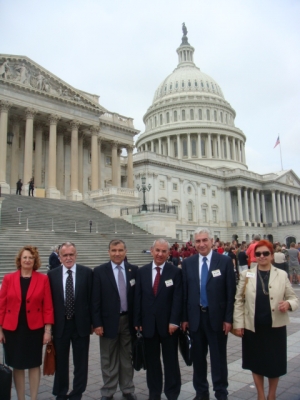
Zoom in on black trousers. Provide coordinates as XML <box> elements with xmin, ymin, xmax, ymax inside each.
<box><xmin>191</xmin><ymin>309</ymin><xmax>228</xmax><ymax>398</ymax></box>
<box><xmin>53</xmin><ymin>319</ymin><xmax>90</xmax><ymax>400</ymax></box>
<box><xmin>144</xmin><ymin>328</ymin><xmax>181</xmax><ymax>400</ymax></box>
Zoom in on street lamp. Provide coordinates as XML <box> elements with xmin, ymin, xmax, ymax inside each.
<box><xmin>7</xmin><ymin>131</ymin><xmax>14</xmax><ymax>145</ymax></box>
<box><xmin>136</xmin><ymin>175</ymin><xmax>152</xmax><ymax>211</ymax></box>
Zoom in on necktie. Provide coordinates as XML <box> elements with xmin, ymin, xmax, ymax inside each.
<box><xmin>200</xmin><ymin>257</ymin><xmax>208</xmax><ymax>307</ymax></box>
<box><xmin>117</xmin><ymin>265</ymin><xmax>127</xmax><ymax>312</ymax></box>
<box><xmin>153</xmin><ymin>267</ymin><xmax>161</xmax><ymax>296</ymax></box>
<box><xmin>65</xmin><ymin>270</ymin><xmax>75</xmax><ymax>318</ymax></box>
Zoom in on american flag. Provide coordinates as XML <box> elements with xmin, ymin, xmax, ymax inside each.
<box><xmin>274</xmin><ymin>136</ymin><xmax>280</xmax><ymax>148</ymax></box>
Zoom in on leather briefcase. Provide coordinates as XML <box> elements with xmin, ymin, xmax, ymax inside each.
<box><xmin>131</xmin><ymin>329</ymin><xmax>147</xmax><ymax>371</ymax></box>
<box><xmin>43</xmin><ymin>341</ymin><xmax>56</xmax><ymax>376</ymax></box>
<box><xmin>179</xmin><ymin>329</ymin><xmax>193</xmax><ymax>366</ymax></box>
<box><xmin>0</xmin><ymin>347</ymin><xmax>12</xmax><ymax>400</ymax></box>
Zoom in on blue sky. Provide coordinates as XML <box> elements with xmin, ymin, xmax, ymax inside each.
<box><xmin>1</xmin><ymin>0</ymin><xmax>299</xmax><ymax>175</ymax></box>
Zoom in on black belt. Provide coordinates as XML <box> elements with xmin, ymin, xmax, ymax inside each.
<box><xmin>200</xmin><ymin>306</ymin><xmax>208</xmax><ymax>312</ymax></box>
<box><xmin>120</xmin><ymin>311</ymin><xmax>128</xmax><ymax>316</ymax></box>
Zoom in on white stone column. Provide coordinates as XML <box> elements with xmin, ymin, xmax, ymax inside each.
<box><xmin>271</xmin><ymin>190</ymin><xmax>278</xmax><ymax>223</ymax></box>
<box><xmin>217</xmin><ymin>134</ymin><xmax>221</xmax><ymax>159</ymax></box>
<box><xmin>177</xmin><ymin>135</ymin><xmax>181</xmax><ymax>158</ymax></box>
<box><xmin>34</xmin><ymin>124</ymin><xmax>43</xmax><ymax>189</ymax></box>
<box><xmin>237</xmin><ymin>186</ymin><xmax>243</xmax><ymax>222</ymax></box>
<box><xmin>226</xmin><ymin>135</ymin><xmax>230</xmax><ymax>159</ymax></box>
<box><xmin>282</xmin><ymin>192</ymin><xmax>287</xmax><ymax>223</ymax></box>
<box><xmin>242</xmin><ymin>142</ymin><xmax>246</xmax><ymax>164</ymax></box>
<box><xmin>291</xmin><ymin>194</ymin><xmax>296</xmax><ymax>222</ymax></box>
<box><xmin>23</xmin><ymin>108</ymin><xmax>36</xmax><ymax>194</ymax></box>
<box><xmin>244</xmin><ymin>188</ymin><xmax>249</xmax><ymax>223</ymax></box>
<box><xmin>276</xmin><ymin>191</ymin><xmax>282</xmax><ymax>223</ymax></box>
<box><xmin>0</xmin><ymin>102</ymin><xmax>12</xmax><ymax>193</ymax></box>
<box><xmin>287</xmin><ymin>194</ymin><xmax>292</xmax><ymax>222</ymax></box>
<box><xmin>98</xmin><ymin>138</ymin><xmax>102</xmax><ymax>188</ymax></box>
<box><xmin>232</xmin><ymin>139</ymin><xmax>236</xmax><ymax>161</ymax></box>
<box><xmin>111</xmin><ymin>142</ymin><xmax>118</xmax><ymax>186</ymax></box>
<box><xmin>207</xmin><ymin>134</ymin><xmax>212</xmax><ymax>158</ymax></box>
<box><xmin>68</xmin><ymin>120</ymin><xmax>82</xmax><ymax>200</ymax></box>
<box><xmin>10</xmin><ymin>117</ymin><xmax>21</xmax><ymax>193</ymax></box>
<box><xmin>127</xmin><ymin>145</ymin><xmax>134</xmax><ymax>189</ymax></box>
<box><xmin>250</xmin><ymin>189</ymin><xmax>255</xmax><ymax>223</ymax></box>
<box><xmin>198</xmin><ymin>133</ymin><xmax>202</xmax><ymax>158</ymax></box>
<box><xmin>295</xmin><ymin>196</ymin><xmax>300</xmax><ymax>221</ymax></box>
<box><xmin>256</xmin><ymin>190</ymin><xmax>261</xmax><ymax>224</ymax></box>
<box><xmin>158</xmin><ymin>138</ymin><xmax>162</xmax><ymax>155</ymax></box>
<box><xmin>46</xmin><ymin>114</ymin><xmax>60</xmax><ymax>198</ymax></box>
<box><xmin>225</xmin><ymin>188</ymin><xmax>232</xmax><ymax>225</ymax></box>
<box><xmin>117</xmin><ymin>148</ymin><xmax>122</xmax><ymax>187</ymax></box>
<box><xmin>151</xmin><ymin>141</ymin><xmax>154</xmax><ymax>152</ymax></box>
<box><xmin>57</xmin><ymin>131</ymin><xmax>64</xmax><ymax>193</ymax></box>
<box><xmin>261</xmin><ymin>192</ymin><xmax>267</xmax><ymax>224</ymax></box>
<box><xmin>91</xmin><ymin>126</ymin><xmax>99</xmax><ymax>191</ymax></box>
<box><xmin>187</xmin><ymin>134</ymin><xmax>191</xmax><ymax>158</ymax></box>
<box><xmin>78</xmin><ymin>133</ymin><xmax>84</xmax><ymax>194</ymax></box>
<box><xmin>167</xmin><ymin>136</ymin><xmax>171</xmax><ymax>157</ymax></box>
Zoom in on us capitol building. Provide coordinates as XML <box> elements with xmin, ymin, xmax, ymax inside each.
<box><xmin>0</xmin><ymin>26</ymin><xmax>299</xmax><ymax>243</ymax></box>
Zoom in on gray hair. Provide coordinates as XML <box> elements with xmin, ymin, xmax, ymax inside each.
<box><xmin>151</xmin><ymin>238</ymin><xmax>170</xmax><ymax>250</ymax></box>
<box><xmin>59</xmin><ymin>242</ymin><xmax>77</xmax><ymax>253</ymax></box>
<box><xmin>50</xmin><ymin>245</ymin><xmax>60</xmax><ymax>252</ymax></box>
<box><xmin>193</xmin><ymin>227</ymin><xmax>213</xmax><ymax>240</ymax></box>
<box><xmin>108</xmin><ymin>239</ymin><xmax>127</xmax><ymax>249</ymax></box>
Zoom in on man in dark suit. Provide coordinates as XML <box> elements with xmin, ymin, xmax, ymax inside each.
<box><xmin>134</xmin><ymin>238</ymin><xmax>182</xmax><ymax>400</ymax></box>
<box><xmin>48</xmin><ymin>242</ymin><xmax>93</xmax><ymax>400</ymax></box>
<box><xmin>92</xmin><ymin>239</ymin><xmax>138</xmax><ymax>400</ymax></box>
<box><xmin>182</xmin><ymin>228</ymin><xmax>236</xmax><ymax>400</ymax></box>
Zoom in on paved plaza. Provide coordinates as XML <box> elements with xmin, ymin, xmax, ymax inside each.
<box><xmin>2</xmin><ymin>285</ymin><xmax>300</xmax><ymax>400</ymax></box>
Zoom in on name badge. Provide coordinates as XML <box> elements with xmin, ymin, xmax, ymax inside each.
<box><xmin>165</xmin><ymin>279</ymin><xmax>173</xmax><ymax>287</ymax></box>
<box><xmin>212</xmin><ymin>269</ymin><xmax>221</xmax><ymax>277</ymax></box>
<box><xmin>130</xmin><ymin>279</ymin><xmax>135</xmax><ymax>286</ymax></box>
<box><xmin>246</xmin><ymin>272</ymin><xmax>255</xmax><ymax>278</ymax></box>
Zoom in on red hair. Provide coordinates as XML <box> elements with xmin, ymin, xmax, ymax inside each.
<box><xmin>254</xmin><ymin>240</ymin><xmax>274</xmax><ymax>255</ymax></box>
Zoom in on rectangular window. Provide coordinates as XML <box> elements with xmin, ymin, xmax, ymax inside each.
<box><xmin>212</xmin><ymin>190</ymin><xmax>216</xmax><ymax>197</ymax></box>
<box><xmin>174</xmin><ymin>141</ymin><xmax>178</xmax><ymax>157</ymax></box>
<box><xmin>220</xmin><ymin>112</ymin><xmax>223</xmax><ymax>123</ymax></box>
<box><xmin>160</xmin><ymin>114</ymin><xmax>163</xmax><ymax>125</ymax></box>
<box><xmin>106</xmin><ymin>156</ymin><xmax>112</xmax><ymax>165</ymax></box>
<box><xmin>159</xmin><ymin>180</ymin><xmax>165</xmax><ymax>189</ymax></box>
<box><xmin>191</xmin><ymin>138</ymin><xmax>197</xmax><ymax>156</ymax></box>
<box><xmin>174</xmin><ymin>110</ymin><xmax>178</xmax><ymax>122</ymax></box>
<box><xmin>212</xmin><ymin>210</ymin><xmax>217</xmax><ymax>223</ymax></box>
<box><xmin>201</xmin><ymin>138</ymin><xmax>206</xmax><ymax>156</ymax></box>
<box><xmin>166</xmin><ymin>112</ymin><xmax>170</xmax><ymax>123</ymax></box>
<box><xmin>202</xmin><ymin>208</ymin><xmax>207</xmax><ymax>222</ymax></box>
<box><xmin>207</xmin><ymin>109</ymin><xmax>210</xmax><ymax>120</ymax></box>
<box><xmin>155</xmin><ymin>116</ymin><xmax>157</xmax><ymax>127</ymax></box>
<box><xmin>202</xmin><ymin>188</ymin><xmax>206</xmax><ymax>195</ymax></box>
<box><xmin>214</xmin><ymin>110</ymin><xmax>217</xmax><ymax>121</ymax></box>
<box><xmin>182</xmin><ymin>110</ymin><xmax>186</xmax><ymax>121</ymax></box>
<box><xmin>199</xmin><ymin>109</ymin><xmax>202</xmax><ymax>120</ymax></box>
<box><xmin>173</xmin><ymin>183</ymin><xmax>178</xmax><ymax>190</ymax></box>
<box><xmin>190</xmin><ymin>109</ymin><xmax>194</xmax><ymax>120</ymax></box>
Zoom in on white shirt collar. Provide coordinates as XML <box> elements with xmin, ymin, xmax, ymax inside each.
<box><xmin>63</xmin><ymin>264</ymin><xmax>76</xmax><ymax>274</ymax></box>
<box><xmin>199</xmin><ymin>250</ymin><xmax>213</xmax><ymax>263</ymax></box>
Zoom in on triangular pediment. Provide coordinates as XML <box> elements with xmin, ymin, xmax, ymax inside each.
<box><xmin>265</xmin><ymin>170</ymin><xmax>300</xmax><ymax>188</ymax></box>
<box><xmin>0</xmin><ymin>54</ymin><xmax>106</xmax><ymax>113</ymax></box>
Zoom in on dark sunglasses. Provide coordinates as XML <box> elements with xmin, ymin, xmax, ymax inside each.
<box><xmin>255</xmin><ymin>251</ymin><xmax>271</xmax><ymax>257</ymax></box>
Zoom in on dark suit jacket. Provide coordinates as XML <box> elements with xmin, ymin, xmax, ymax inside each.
<box><xmin>182</xmin><ymin>252</ymin><xmax>236</xmax><ymax>332</ymax></box>
<box><xmin>92</xmin><ymin>261</ymin><xmax>138</xmax><ymax>339</ymax></box>
<box><xmin>48</xmin><ymin>264</ymin><xmax>93</xmax><ymax>338</ymax></box>
<box><xmin>134</xmin><ymin>262</ymin><xmax>182</xmax><ymax>338</ymax></box>
<box><xmin>0</xmin><ymin>270</ymin><xmax>54</xmax><ymax>330</ymax></box>
<box><xmin>49</xmin><ymin>252</ymin><xmax>61</xmax><ymax>270</ymax></box>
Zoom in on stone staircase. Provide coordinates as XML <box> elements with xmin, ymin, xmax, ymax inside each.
<box><xmin>0</xmin><ymin>195</ymin><xmax>177</xmax><ymax>283</ymax></box>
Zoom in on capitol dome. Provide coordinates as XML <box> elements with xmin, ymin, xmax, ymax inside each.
<box><xmin>136</xmin><ymin>27</ymin><xmax>247</xmax><ymax>170</ymax></box>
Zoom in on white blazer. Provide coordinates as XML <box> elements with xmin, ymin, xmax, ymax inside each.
<box><xmin>233</xmin><ymin>265</ymin><xmax>299</xmax><ymax>332</ymax></box>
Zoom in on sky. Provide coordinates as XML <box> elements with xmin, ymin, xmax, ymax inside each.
<box><xmin>1</xmin><ymin>0</ymin><xmax>300</xmax><ymax>176</ymax></box>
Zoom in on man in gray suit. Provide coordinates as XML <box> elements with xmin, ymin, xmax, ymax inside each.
<box><xmin>92</xmin><ymin>239</ymin><xmax>138</xmax><ymax>400</ymax></box>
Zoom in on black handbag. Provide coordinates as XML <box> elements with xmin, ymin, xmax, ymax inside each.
<box><xmin>178</xmin><ymin>329</ymin><xmax>193</xmax><ymax>366</ymax></box>
<box><xmin>0</xmin><ymin>346</ymin><xmax>12</xmax><ymax>400</ymax></box>
<box><xmin>131</xmin><ymin>329</ymin><xmax>147</xmax><ymax>371</ymax></box>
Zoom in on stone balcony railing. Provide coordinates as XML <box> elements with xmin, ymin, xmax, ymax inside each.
<box><xmin>85</xmin><ymin>187</ymin><xmax>138</xmax><ymax>199</ymax></box>
<box><xmin>101</xmin><ymin>112</ymin><xmax>134</xmax><ymax>128</ymax></box>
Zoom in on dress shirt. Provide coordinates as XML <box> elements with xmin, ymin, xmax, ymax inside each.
<box><xmin>198</xmin><ymin>251</ymin><xmax>213</xmax><ymax>284</ymax></box>
<box><xmin>152</xmin><ymin>261</ymin><xmax>165</xmax><ymax>285</ymax></box>
<box><xmin>111</xmin><ymin>261</ymin><xmax>127</xmax><ymax>290</ymax></box>
<box><xmin>62</xmin><ymin>264</ymin><xmax>76</xmax><ymax>300</ymax></box>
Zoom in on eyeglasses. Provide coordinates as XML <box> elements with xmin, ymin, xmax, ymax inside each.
<box><xmin>255</xmin><ymin>251</ymin><xmax>271</xmax><ymax>257</ymax></box>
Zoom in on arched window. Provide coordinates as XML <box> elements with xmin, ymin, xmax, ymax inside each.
<box><xmin>190</xmin><ymin>109</ymin><xmax>194</xmax><ymax>120</ymax></box>
<box><xmin>199</xmin><ymin>109</ymin><xmax>202</xmax><ymax>120</ymax></box>
<box><xmin>188</xmin><ymin>201</ymin><xmax>193</xmax><ymax>221</ymax></box>
<box><xmin>201</xmin><ymin>138</ymin><xmax>206</xmax><ymax>156</ymax></box>
<box><xmin>174</xmin><ymin>110</ymin><xmax>178</xmax><ymax>122</ymax></box>
<box><xmin>191</xmin><ymin>138</ymin><xmax>197</xmax><ymax>156</ymax></box>
<box><xmin>174</xmin><ymin>141</ymin><xmax>178</xmax><ymax>157</ymax></box>
<box><xmin>182</xmin><ymin>138</ymin><xmax>187</xmax><ymax>157</ymax></box>
<box><xmin>220</xmin><ymin>112</ymin><xmax>223</xmax><ymax>122</ymax></box>
<box><xmin>154</xmin><ymin>116</ymin><xmax>157</xmax><ymax>127</ymax></box>
<box><xmin>182</xmin><ymin>110</ymin><xmax>186</xmax><ymax>121</ymax></box>
<box><xmin>214</xmin><ymin>110</ymin><xmax>217</xmax><ymax>121</ymax></box>
<box><xmin>207</xmin><ymin>109</ymin><xmax>210</xmax><ymax>120</ymax></box>
<box><xmin>160</xmin><ymin>114</ymin><xmax>163</xmax><ymax>125</ymax></box>
<box><xmin>166</xmin><ymin>112</ymin><xmax>170</xmax><ymax>123</ymax></box>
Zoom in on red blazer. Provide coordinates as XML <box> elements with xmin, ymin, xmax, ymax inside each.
<box><xmin>0</xmin><ymin>270</ymin><xmax>54</xmax><ymax>331</ymax></box>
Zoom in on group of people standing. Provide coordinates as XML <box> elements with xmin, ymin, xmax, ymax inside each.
<box><xmin>15</xmin><ymin>177</ymin><xmax>34</xmax><ymax>196</ymax></box>
<box><xmin>0</xmin><ymin>228</ymin><xmax>299</xmax><ymax>400</ymax></box>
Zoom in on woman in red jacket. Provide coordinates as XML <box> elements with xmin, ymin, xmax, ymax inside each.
<box><xmin>0</xmin><ymin>245</ymin><xmax>54</xmax><ymax>400</ymax></box>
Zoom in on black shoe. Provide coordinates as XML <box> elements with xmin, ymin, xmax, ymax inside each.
<box><xmin>101</xmin><ymin>397</ymin><xmax>113</xmax><ymax>400</ymax></box>
<box><xmin>193</xmin><ymin>393</ymin><xmax>210</xmax><ymax>400</ymax></box>
<box><xmin>215</xmin><ymin>397</ymin><xmax>228</xmax><ymax>400</ymax></box>
<box><xmin>123</xmin><ymin>394</ymin><xmax>137</xmax><ymax>400</ymax></box>
<box><xmin>149</xmin><ymin>396</ymin><xmax>161</xmax><ymax>400</ymax></box>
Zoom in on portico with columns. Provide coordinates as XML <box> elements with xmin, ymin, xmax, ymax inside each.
<box><xmin>0</xmin><ymin>55</ymin><xmax>138</xmax><ymax>204</ymax></box>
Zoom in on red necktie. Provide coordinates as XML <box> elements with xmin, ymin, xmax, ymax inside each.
<box><xmin>153</xmin><ymin>267</ymin><xmax>161</xmax><ymax>296</ymax></box>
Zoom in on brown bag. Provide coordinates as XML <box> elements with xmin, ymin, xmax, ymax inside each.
<box><xmin>43</xmin><ymin>341</ymin><xmax>56</xmax><ymax>376</ymax></box>
<box><xmin>230</xmin><ymin>277</ymin><xmax>249</xmax><ymax>337</ymax></box>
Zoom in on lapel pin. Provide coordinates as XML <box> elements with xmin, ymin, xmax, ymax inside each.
<box><xmin>129</xmin><ymin>269</ymin><xmax>131</xmax><ymax>271</ymax></box>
